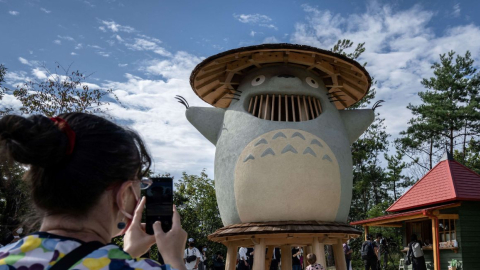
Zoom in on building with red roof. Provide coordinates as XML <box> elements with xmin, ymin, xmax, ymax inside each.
<box><xmin>351</xmin><ymin>153</ymin><xmax>480</xmax><ymax>270</ymax></box>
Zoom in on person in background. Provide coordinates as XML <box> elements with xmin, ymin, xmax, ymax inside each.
<box><xmin>0</xmin><ymin>113</ymin><xmax>187</xmax><ymax>270</ymax></box>
<box><xmin>203</xmin><ymin>246</ymin><xmax>208</xmax><ymax>270</ymax></box>
<box><xmin>362</xmin><ymin>234</ymin><xmax>378</xmax><ymax>270</ymax></box>
<box><xmin>247</xmin><ymin>247</ymin><xmax>254</xmax><ymax>270</ymax></box>
<box><xmin>214</xmin><ymin>252</ymin><xmax>225</xmax><ymax>270</ymax></box>
<box><xmin>305</xmin><ymin>253</ymin><xmax>325</xmax><ymax>270</ymax></box>
<box><xmin>374</xmin><ymin>233</ymin><xmax>382</xmax><ymax>269</ymax></box>
<box><xmin>184</xmin><ymin>238</ymin><xmax>202</xmax><ymax>270</ymax></box>
<box><xmin>238</xmin><ymin>247</ymin><xmax>249</xmax><ymax>270</ymax></box>
<box><xmin>270</xmin><ymin>247</ymin><xmax>281</xmax><ymax>270</ymax></box>
<box><xmin>343</xmin><ymin>240</ymin><xmax>353</xmax><ymax>270</ymax></box>
<box><xmin>407</xmin><ymin>234</ymin><xmax>427</xmax><ymax>270</ymax></box>
<box><xmin>292</xmin><ymin>247</ymin><xmax>302</xmax><ymax>270</ymax></box>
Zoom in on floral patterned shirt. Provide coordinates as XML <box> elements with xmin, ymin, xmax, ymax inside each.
<box><xmin>0</xmin><ymin>232</ymin><xmax>171</xmax><ymax>270</ymax></box>
<box><xmin>306</xmin><ymin>263</ymin><xmax>325</xmax><ymax>270</ymax></box>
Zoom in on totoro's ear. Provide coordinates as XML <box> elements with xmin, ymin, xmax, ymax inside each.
<box><xmin>186</xmin><ymin>107</ymin><xmax>226</xmax><ymax>145</ymax></box>
<box><xmin>339</xmin><ymin>109</ymin><xmax>375</xmax><ymax>144</ymax></box>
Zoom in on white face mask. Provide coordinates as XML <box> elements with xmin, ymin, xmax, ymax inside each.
<box><xmin>16</xmin><ymin>228</ymin><xmax>23</xmax><ymax>234</ymax></box>
<box><xmin>203</xmin><ymin>248</ymin><xmax>207</xmax><ymax>252</ymax></box>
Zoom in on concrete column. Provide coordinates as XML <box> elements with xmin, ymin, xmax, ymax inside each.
<box><xmin>280</xmin><ymin>245</ymin><xmax>292</xmax><ymax>270</ymax></box>
<box><xmin>226</xmin><ymin>243</ymin><xmax>237</xmax><ymax>270</ymax></box>
<box><xmin>253</xmin><ymin>239</ymin><xmax>266</xmax><ymax>270</ymax></box>
<box><xmin>333</xmin><ymin>241</ymin><xmax>347</xmax><ymax>270</ymax></box>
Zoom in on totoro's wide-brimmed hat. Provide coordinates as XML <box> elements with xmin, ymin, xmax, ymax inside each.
<box><xmin>190</xmin><ymin>43</ymin><xmax>371</xmax><ymax>110</ymax></box>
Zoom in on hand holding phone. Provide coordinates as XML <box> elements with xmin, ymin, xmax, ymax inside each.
<box><xmin>145</xmin><ymin>177</ymin><xmax>173</xmax><ymax>234</ymax></box>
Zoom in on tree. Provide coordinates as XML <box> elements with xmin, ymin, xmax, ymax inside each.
<box><xmin>174</xmin><ymin>171</ymin><xmax>226</xmax><ymax>267</ymax></box>
<box><xmin>398</xmin><ymin>51</ymin><xmax>480</xmax><ymax>173</ymax></box>
<box><xmin>12</xmin><ymin>63</ymin><xmax>118</xmax><ymax>117</ymax></box>
<box><xmin>332</xmin><ymin>40</ymin><xmax>403</xmax><ymax>269</ymax></box>
<box><xmin>384</xmin><ymin>151</ymin><xmax>413</xmax><ymax>201</ymax></box>
<box><xmin>0</xmin><ymin>65</ymin><xmax>13</xmax><ymax>115</ymax></box>
<box><xmin>1</xmin><ymin>63</ymin><xmax>120</xmax><ymax>239</ymax></box>
<box><xmin>0</xmin><ymin>65</ymin><xmax>30</xmax><ymax>242</ymax></box>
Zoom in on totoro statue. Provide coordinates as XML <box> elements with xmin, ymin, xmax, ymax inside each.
<box><xmin>181</xmin><ymin>44</ymin><xmax>378</xmax><ymax>226</ymax></box>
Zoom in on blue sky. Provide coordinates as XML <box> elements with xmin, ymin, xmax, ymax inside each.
<box><xmin>1</xmin><ymin>0</ymin><xmax>480</xmax><ymax>179</ymax></box>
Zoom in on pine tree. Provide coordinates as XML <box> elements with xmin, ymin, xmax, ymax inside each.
<box><xmin>398</xmin><ymin>50</ymin><xmax>480</xmax><ymax>174</ymax></box>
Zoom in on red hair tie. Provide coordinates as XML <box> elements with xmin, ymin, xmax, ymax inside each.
<box><xmin>50</xmin><ymin>117</ymin><xmax>76</xmax><ymax>155</ymax></box>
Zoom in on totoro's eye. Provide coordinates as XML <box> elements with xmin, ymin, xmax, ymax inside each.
<box><xmin>252</xmin><ymin>75</ymin><xmax>265</xmax><ymax>86</ymax></box>
<box><xmin>306</xmin><ymin>77</ymin><xmax>319</xmax><ymax>88</ymax></box>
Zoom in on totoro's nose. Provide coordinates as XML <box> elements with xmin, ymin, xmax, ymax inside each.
<box><xmin>270</xmin><ymin>74</ymin><xmax>302</xmax><ymax>88</ymax></box>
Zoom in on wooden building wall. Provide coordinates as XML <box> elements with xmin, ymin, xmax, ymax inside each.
<box><xmin>458</xmin><ymin>201</ymin><xmax>480</xmax><ymax>269</ymax></box>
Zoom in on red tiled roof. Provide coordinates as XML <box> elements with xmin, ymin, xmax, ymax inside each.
<box><xmin>350</xmin><ymin>203</ymin><xmax>459</xmax><ymax>226</ymax></box>
<box><xmin>387</xmin><ymin>159</ymin><xmax>480</xmax><ymax>212</ymax></box>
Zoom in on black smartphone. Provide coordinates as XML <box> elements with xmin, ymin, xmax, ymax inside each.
<box><xmin>145</xmin><ymin>177</ymin><xmax>173</xmax><ymax>235</ymax></box>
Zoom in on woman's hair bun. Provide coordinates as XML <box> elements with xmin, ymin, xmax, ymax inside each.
<box><xmin>0</xmin><ymin>115</ymin><xmax>69</xmax><ymax>167</ymax></box>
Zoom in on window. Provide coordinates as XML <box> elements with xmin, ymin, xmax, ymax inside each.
<box><xmin>406</xmin><ymin>220</ymin><xmax>432</xmax><ymax>245</ymax></box>
<box><xmin>439</xmin><ymin>219</ymin><xmax>456</xmax><ymax>241</ymax></box>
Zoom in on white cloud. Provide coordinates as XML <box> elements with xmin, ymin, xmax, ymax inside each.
<box><xmin>75</xmin><ymin>43</ymin><xmax>83</xmax><ymax>49</ymax></box>
<box><xmin>290</xmin><ymin>2</ymin><xmax>480</xmax><ymax>140</ymax></box>
<box><xmin>31</xmin><ymin>68</ymin><xmax>47</xmax><ymax>80</ymax></box>
<box><xmin>250</xmin><ymin>31</ymin><xmax>256</xmax><ymax>37</ymax></box>
<box><xmin>233</xmin><ymin>13</ymin><xmax>278</xmax><ymax>30</ymax></box>
<box><xmin>452</xmin><ymin>3</ymin><xmax>461</xmax><ymax>17</ymax></box>
<box><xmin>234</xmin><ymin>13</ymin><xmax>272</xmax><ymax>24</ymax></box>
<box><xmin>88</xmin><ymin>44</ymin><xmax>104</xmax><ymax>50</ymax></box>
<box><xmin>84</xmin><ymin>1</ymin><xmax>95</xmax><ymax>7</ymax></box>
<box><xmin>99</xmin><ymin>20</ymin><xmax>135</xmax><ymax>33</ymax></box>
<box><xmin>9</xmin><ymin>11</ymin><xmax>19</xmax><ymax>15</ymax></box>
<box><xmin>118</xmin><ymin>63</ymin><xmax>128</xmax><ymax>67</ymax></box>
<box><xmin>58</xmin><ymin>35</ymin><xmax>75</xmax><ymax>42</ymax></box>
<box><xmin>18</xmin><ymin>57</ymin><xmax>30</xmax><ymax>66</ymax></box>
<box><xmin>97</xmin><ymin>51</ymin><xmax>110</xmax><ymax>57</ymax></box>
<box><xmin>125</xmin><ymin>38</ymin><xmax>172</xmax><ymax>57</ymax></box>
<box><xmin>100</xmin><ymin>60</ymin><xmax>215</xmax><ymax>177</ymax></box>
<box><xmin>71</xmin><ymin>52</ymin><xmax>77</xmax><ymax>55</ymax></box>
<box><xmin>40</xmin><ymin>8</ymin><xmax>51</xmax><ymax>14</ymax></box>
<box><xmin>140</xmin><ymin>51</ymin><xmax>202</xmax><ymax>79</ymax></box>
<box><xmin>115</xmin><ymin>35</ymin><xmax>124</xmax><ymax>42</ymax></box>
<box><xmin>17</xmin><ymin>57</ymin><xmax>40</xmax><ymax>67</ymax></box>
<box><xmin>259</xmin><ymin>24</ymin><xmax>278</xmax><ymax>30</ymax></box>
<box><xmin>53</xmin><ymin>40</ymin><xmax>61</xmax><ymax>45</ymax></box>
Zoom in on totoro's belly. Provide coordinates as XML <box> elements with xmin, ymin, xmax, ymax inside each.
<box><xmin>234</xmin><ymin>129</ymin><xmax>341</xmax><ymax>222</ymax></box>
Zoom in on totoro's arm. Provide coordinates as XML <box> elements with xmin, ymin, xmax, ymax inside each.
<box><xmin>339</xmin><ymin>109</ymin><xmax>375</xmax><ymax>144</ymax></box>
<box><xmin>186</xmin><ymin>107</ymin><xmax>226</xmax><ymax>145</ymax></box>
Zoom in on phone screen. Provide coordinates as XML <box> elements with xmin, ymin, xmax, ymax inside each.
<box><xmin>145</xmin><ymin>177</ymin><xmax>173</xmax><ymax>234</ymax></box>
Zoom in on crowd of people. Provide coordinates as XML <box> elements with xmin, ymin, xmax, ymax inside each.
<box><xmin>361</xmin><ymin>233</ymin><xmax>427</xmax><ymax>270</ymax></box>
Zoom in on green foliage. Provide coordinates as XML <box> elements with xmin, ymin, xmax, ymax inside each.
<box><xmin>384</xmin><ymin>151</ymin><xmax>414</xmax><ymax>201</ymax></box>
<box><xmin>0</xmin><ymin>63</ymin><xmax>122</xmax><ymax>239</ymax></box>
<box><xmin>398</xmin><ymin>50</ymin><xmax>480</xmax><ymax>174</ymax></box>
<box><xmin>331</xmin><ymin>39</ymin><xmax>366</xmax><ymax>65</ymax></box>
<box><xmin>0</xmin><ymin>65</ymin><xmax>13</xmax><ymax>116</ymax></box>
<box><xmin>174</xmin><ymin>171</ymin><xmax>226</xmax><ymax>267</ymax></box>
<box><xmin>454</xmin><ymin>138</ymin><xmax>480</xmax><ymax>174</ymax></box>
<box><xmin>12</xmin><ymin>63</ymin><xmax>119</xmax><ymax>117</ymax></box>
<box><xmin>0</xmin><ymin>160</ymin><xmax>29</xmax><ymax>241</ymax></box>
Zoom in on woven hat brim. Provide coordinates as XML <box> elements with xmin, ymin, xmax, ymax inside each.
<box><xmin>190</xmin><ymin>43</ymin><xmax>371</xmax><ymax>109</ymax></box>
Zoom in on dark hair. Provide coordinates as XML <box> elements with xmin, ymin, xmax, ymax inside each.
<box><xmin>306</xmin><ymin>253</ymin><xmax>316</xmax><ymax>265</ymax></box>
<box><xmin>0</xmin><ymin>113</ymin><xmax>151</xmax><ymax>216</ymax></box>
<box><xmin>411</xmin><ymin>234</ymin><xmax>418</xmax><ymax>242</ymax></box>
<box><xmin>376</xmin><ymin>233</ymin><xmax>382</xmax><ymax>238</ymax></box>
<box><xmin>366</xmin><ymin>234</ymin><xmax>373</xmax><ymax>240</ymax></box>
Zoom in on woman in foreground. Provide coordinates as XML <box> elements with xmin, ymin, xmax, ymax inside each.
<box><xmin>0</xmin><ymin>113</ymin><xmax>187</xmax><ymax>270</ymax></box>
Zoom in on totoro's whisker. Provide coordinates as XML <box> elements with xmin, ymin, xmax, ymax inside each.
<box><xmin>174</xmin><ymin>95</ymin><xmax>189</xmax><ymax>109</ymax></box>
